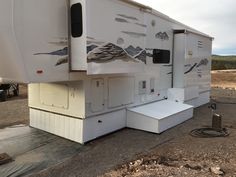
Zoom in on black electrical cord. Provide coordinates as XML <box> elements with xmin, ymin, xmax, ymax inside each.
<box><xmin>190</xmin><ymin>128</ymin><xmax>229</xmax><ymax>138</ymax></box>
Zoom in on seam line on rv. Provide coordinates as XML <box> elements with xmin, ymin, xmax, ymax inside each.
<box><xmin>30</xmin><ymin>108</ymin><xmax>85</xmax><ymax>119</ymax></box>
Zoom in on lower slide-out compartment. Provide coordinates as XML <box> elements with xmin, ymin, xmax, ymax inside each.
<box><xmin>30</xmin><ymin>109</ymin><xmax>126</xmax><ymax>144</ymax></box>
<box><xmin>127</xmin><ymin>100</ymin><xmax>194</xmax><ymax>133</ymax></box>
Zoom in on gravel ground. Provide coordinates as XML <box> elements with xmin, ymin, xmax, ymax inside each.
<box><xmin>0</xmin><ymin>73</ymin><xmax>236</xmax><ymax>177</ymax></box>
<box><xmin>211</xmin><ymin>70</ymin><xmax>236</xmax><ymax>89</ymax></box>
<box><xmin>101</xmin><ymin>96</ymin><xmax>236</xmax><ymax>177</ymax></box>
<box><xmin>0</xmin><ymin>84</ymin><xmax>28</xmax><ymax>128</ymax></box>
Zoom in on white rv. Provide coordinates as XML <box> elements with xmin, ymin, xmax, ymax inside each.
<box><xmin>0</xmin><ymin>0</ymin><xmax>213</xmax><ymax>143</ymax></box>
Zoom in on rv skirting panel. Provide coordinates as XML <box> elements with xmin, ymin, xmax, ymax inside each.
<box><xmin>185</xmin><ymin>91</ymin><xmax>210</xmax><ymax>108</ymax></box>
<box><xmin>127</xmin><ymin>100</ymin><xmax>194</xmax><ymax>133</ymax></box>
<box><xmin>30</xmin><ymin>108</ymin><xmax>126</xmax><ymax>144</ymax></box>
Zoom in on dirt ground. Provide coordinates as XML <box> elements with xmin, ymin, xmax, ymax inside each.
<box><xmin>211</xmin><ymin>70</ymin><xmax>236</xmax><ymax>89</ymax></box>
<box><xmin>211</xmin><ymin>70</ymin><xmax>236</xmax><ymax>101</ymax></box>
<box><xmin>0</xmin><ymin>71</ymin><xmax>236</xmax><ymax>177</ymax></box>
<box><xmin>0</xmin><ymin>84</ymin><xmax>28</xmax><ymax>129</ymax></box>
<box><xmin>101</xmin><ymin>102</ymin><xmax>236</xmax><ymax>177</ymax></box>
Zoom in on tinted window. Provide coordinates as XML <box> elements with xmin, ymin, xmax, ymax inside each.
<box><xmin>71</xmin><ymin>3</ymin><xmax>83</xmax><ymax>38</ymax></box>
<box><xmin>153</xmin><ymin>49</ymin><xmax>170</xmax><ymax>64</ymax></box>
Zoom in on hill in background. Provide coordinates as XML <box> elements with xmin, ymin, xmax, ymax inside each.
<box><xmin>212</xmin><ymin>55</ymin><xmax>236</xmax><ymax>70</ymax></box>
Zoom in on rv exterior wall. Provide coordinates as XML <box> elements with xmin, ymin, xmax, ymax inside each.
<box><xmin>0</xmin><ymin>0</ymin><xmax>213</xmax><ymax>143</ymax></box>
<box><xmin>27</xmin><ymin>0</ymin><xmax>213</xmax><ymax>119</ymax></box>
<box><xmin>0</xmin><ymin>0</ymin><xmax>28</xmax><ymax>83</ymax></box>
<box><xmin>70</xmin><ymin>0</ymin><xmax>87</xmax><ymax>71</ymax></box>
<box><xmin>0</xmin><ymin>0</ymin><xmax>212</xmax><ymax>84</ymax></box>
<box><xmin>15</xmin><ymin>0</ymin><xmax>70</xmax><ymax>82</ymax></box>
<box><xmin>173</xmin><ymin>32</ymin><xmax>212</xmax><ymax>93</ymax></box>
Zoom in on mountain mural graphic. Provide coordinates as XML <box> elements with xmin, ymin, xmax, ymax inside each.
<box><xmin>197</xmin><ymin>58</ymin><xmax>209</xmax><ymax>67</ymax></box>
<box><xmin>184</xmin><ymin>58</ymin><xmax>209</xmax><ymax>74</ymax></box>
<box><xmin>125</xmin><ymin>46</ymin><xmax>143</xmax><ymax>56</ymax></box>
<box><xmin>87</xmin><ymin>43</ymin><xmax>146</xmax><ymax>64</ymax></box>
<box><xmin>34</xmin><ymin>47</ymin><xmax>68</xmax><ymax>56</ymax></box>
<box><xmin>135</xmin><ymin>50</ymin><xmax>147</xmax><ymax>64</ymax></box>
<box><xmin>34</xmin><ymin>47</ymin><xmax>68</xmax><ymax>66</ymax></box>
<box><xmin>125</xmin><ymin>45</ymin><xmax>147</xmax><ymax>63</ymax></box>
<box><xmin>87</xmin><ymin>44</ymin><xmax>99</xmax><ymax>53</ymax></box>
<box><xmin>155</xmin><ymin>32</ymin><xmax>169</xmax><ymax>41</ymax></box>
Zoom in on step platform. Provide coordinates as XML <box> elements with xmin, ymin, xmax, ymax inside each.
<box><xmin>127</xmin><ymin>100</ymin><xmax>194</xmax><ymax>133</ymax></box>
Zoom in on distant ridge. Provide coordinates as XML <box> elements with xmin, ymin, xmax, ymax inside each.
<box><xmin>212</xmin><ymin>54</ymin><xmax>236</xmax><ymax>57</ymax></box>
<box><xmin>212</xmin><ymin>55</ymin><xmax>236</xmax><ymax>70</ymax></box>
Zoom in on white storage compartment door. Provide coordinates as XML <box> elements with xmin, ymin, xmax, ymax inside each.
<box><xmin>39</xmin><ymin>83</ymin><xmax>69</xmax><ymax>109</ymax></box>
<box><xmin>91</xmin><ymin>78</ymin><xmax>104</xmax><ymax>112</ymax></box>
<box><xmin>108</xmin><ymin>77</ymin><xmax>134</xmax><ymax>108</ymax></box>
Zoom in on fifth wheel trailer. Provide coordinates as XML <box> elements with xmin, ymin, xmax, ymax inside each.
<box><xmin>0</xmin><ymin>0</ymin><xmax>213</xmax><ymax>143</ymax></box>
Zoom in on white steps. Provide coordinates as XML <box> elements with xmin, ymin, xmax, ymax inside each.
<box><xmin>127</xmin><ymin>100</ymin><xmax>193</xmax><ymax>133</ymax></box>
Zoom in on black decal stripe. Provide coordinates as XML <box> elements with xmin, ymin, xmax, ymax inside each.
<box><xmin>184</xmin><ymin>63</ymin><xmax>197</xmax><ymax>74</ymax></box>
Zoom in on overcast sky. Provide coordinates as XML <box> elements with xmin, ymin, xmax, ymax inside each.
<box><xmin>134</xmin><ymin>0</ymin><xmax>236</xmax><ymax>55</ymax></box>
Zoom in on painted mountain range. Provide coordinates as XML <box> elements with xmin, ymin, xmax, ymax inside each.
<box><xmin>34</xmin><ymin>47</ymin><xmax>68</xmax><ymax>66</ymax></box>
<box><xmin>34</xmin><ymin>47</ymin><xmax>68</xmax><ymax>56</ymax></box>
<box><xmin>125</xmin><ymin>46</ymin><xmax>143</xmax><ymax>56</ymax></box>
<box><xmin>155</xmin><ymin>32</ymin><xmax>169</xmax><ymax>41</ymax></box>
<box><xmin>87</xmin><ymin>43</ymin><xmax>147</xmax><ymax>64</ymax></box>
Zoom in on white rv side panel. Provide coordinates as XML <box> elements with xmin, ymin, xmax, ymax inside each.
<box><xmin>91</xmin><ymin>78</ymin><xmax>105</xmax><ymax>112</ymax></box>
<box><xmin>184</xmin><ymin>33</ymin><xmax>212</xmax><ymax>92</ymax></box>
<box><xmin>83</xmin><ymin>109</ymin><xmax>126</xmax><ymax>143</ymax></box>
<box><xmin>173</xmin><ymin>31</ymin><xmax>212</xmax><ymax>107</ymax></box>
<box><xmin>108</xmin><ymin>77</ymin><xmax>135</xmax><ymax>108</ymax></box>
<box><xmin>30</xmin><ymin>108</ymin><xmax>126</xmax><ymax>143</ymax></box>
<box><xmin>86</xmin><ymin>0</ymin><xmax>145</xmax><ymax>74</ymax></box>
<box><xmin>195</xmin><ymin>91</ymin><xmax>211</xmax><ymax>107</ymax></box>
<box><xmin>13</xmin><ymin>0</ymin><xmax>70</xmax><ymax>82</ymax></box>
<box><xmin>168</xmin><ymin>87</ymin><xmax>199</xmax><ymax>102</ymax></box>
<box><xmin>144</xmin><ymin>13</ymin><xmax>173</xmax><ymax>91</ymax></box>
<box><xmin>145</xmin><ymin>13</ymin><xmax>173</xmax><ymax>51</ymax></box>
<box><xmin>173</xmin><ymin>32</ymin><xmax>212</xmax><ymax>92</ymax></box>
<box><xmin>30</xmin><ymin>109</ymin><xmax>84</xmax><ymax>143</ymax></box>
<box><xmin>0</xmin><ymin>0</ymin><xmax>28</xmax><ymax>83</ymax></box>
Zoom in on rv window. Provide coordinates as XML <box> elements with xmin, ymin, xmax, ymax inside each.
<box><xmin>71</xmin><ymin>3</ymin><xmax>83</xmax><ymax>38</ymax></box>
<box><xmin>153</xmin><ymin>49</ymin><xmax>170</xmax><ymax>64</ymax></box>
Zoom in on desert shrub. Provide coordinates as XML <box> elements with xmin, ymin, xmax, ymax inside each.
<box><xmin>211</xmin><ymin>55</ymin><xmax>236</xmax><ymax>70</ymax></box>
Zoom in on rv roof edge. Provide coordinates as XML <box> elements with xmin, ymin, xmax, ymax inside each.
<box><xmin>174</xmin><ymin>29</ymin><xmax>214</xmax><ymax>40</ymax></box>
<box><xmin>119</xmin><ymin>1</ymin><xmax>213</xmax><ymax>39</ymax></box>
<box><xmin>119</xmin><ymin>0</ymin><xmax>152</xmax><ymax>10</ymax></box>
<box><xmin>185</xmin><ymin>29</ymin><xmax>214</xmax><ymax>40</ymax></box>
<box><xmin>119</xmin><ymin>0</ymin><xmax>171</xmax><ymax>20</ymax></box>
